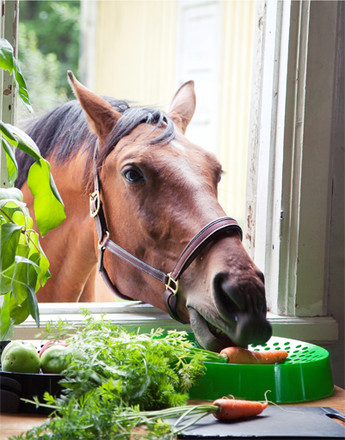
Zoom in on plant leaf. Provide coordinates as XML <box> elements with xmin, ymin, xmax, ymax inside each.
<box><xmin>2</xmin><ymin>138</ymin><xmax>18</xmax><ymax>185</ymax></box>
<box><xmin>0</xmin><ymin>262</ymin><xmax>14</xmax><ymax>294</ymax></box>
<box><xmin>26</xmin><ymin>286</ymin><xmax>40</xmax><ymax>328</ymax></box>
<box><xmin>0</xmin><ymin>189</ymin><xmax>26</xmax><ymax>212</ymax></box>
<box><xmin>11</xmin><ymin>255</ymin><xmax>38</xmax><ymax>304</ymax></box>
<box><xmin>9</xmin><ymin>297</ymin><xmax>31</xmax><ymax>326</ymax></box>
<box><xmin>35</xmin><ymin>246</ymin><xmax>50</xmax><ymax>288</ymax></box>
<box><xmin>0</xmin><ymin>293</ymin><xmax>14</xmax><ymax>340</ymax></box>
<box><xmin>0</xmin><ymin>121</ymin><xmax>41</xmax><ymax>161</ymax></box>
<box><xmin>0</xmin><ymin>38</ymin><xmax>32</xmax><ymax>112</ymax></box>
<box><xmin>0</xmin><ymin>38</ymin><xmax>14</xmax><ymax>70</ymax></box>
<box><xmin>0</xmin><ymin>222</ymin><xmax>22</xmax><ymax>271</ymax></box>
<box><xmin>0</xmin><ymin>186</ymin><xmax>23</xmax><ymax>202</ymax></box>
<box><xmin>27</xmin><ymin>158</ymin><xmax>66</xmax><ymax>236</ymax></box>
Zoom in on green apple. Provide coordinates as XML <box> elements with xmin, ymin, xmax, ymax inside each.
<box><xmin>2</xmin><ymin>341</ymin><xmax>40</xmax><ymax>373</ymax></box>
<box><xmin>40</xmin><ymin>345</ymin><xmax>70</xmax><ymax>374</ymax></box>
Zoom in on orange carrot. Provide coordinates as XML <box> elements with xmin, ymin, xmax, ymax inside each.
<box><xmin>220</xmin><ymin>346</ymin><xmax>288</xmax><ymax>364</ymax></box>
<box><xmin>212</xmin><ymin>397</ymin><xmax>268</xmax><ymax>420</ymax></box>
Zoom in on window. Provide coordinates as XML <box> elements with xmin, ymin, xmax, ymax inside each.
<box><xmin>246</xmin><ymin>0</ymin><xmax>340</xmax><ymax>340</ymax></box>
<box><xmin>0</xmin><ymin>0</ymin><xmax>18</xmax><ymax>182</ymax></box>
<box><xmin>5</xmin><ymin>1</ymin><xmax>341</xmax><ymax>356</ymax></box>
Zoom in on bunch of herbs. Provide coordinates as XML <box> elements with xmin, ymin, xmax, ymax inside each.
<box><xmin>13</xmin><ymin>313</ymin><xmax>216</xmax><ymax>439</ymax></box>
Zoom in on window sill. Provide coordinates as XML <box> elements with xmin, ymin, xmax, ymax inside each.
<box><xmin>12</xmin><ymin>303</ymin><xmax>339</xmax><ymax>346</ymax></box>
<box><xmin>267</xmin><ymin>312</ymin><xmax>338</xmax><ymax>345</ymax></box>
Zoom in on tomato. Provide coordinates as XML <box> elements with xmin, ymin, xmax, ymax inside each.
<box><xmin>40</xmin><ymin>345</ymin><xmax>70</xmax><ymax>374</ymax></box>
<box><xmin>1</xmin><ymin>341</ymin><xmax>40</xmax><ymax>373</ymax></box>
<box><xmin>39</xmin><ymin>340</ymin><xmax>68</xmax><ymax>358</ymax></box>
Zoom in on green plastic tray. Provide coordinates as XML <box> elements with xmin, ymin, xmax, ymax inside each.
<box><xmin>189</xmin><ymin>336</ymin><xmax>334</xmax><ymax>403</ymax></box>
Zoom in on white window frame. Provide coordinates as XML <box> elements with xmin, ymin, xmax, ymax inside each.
<box><xmin>246</xmin><ymin>0</ymin><xmax>338</xmax><ymax>337</ymax></box>
<box><xmin>12</xmin><ymin>0</ymin><xmax>339</xmax><ymax>346</ymax></box>
<box><xmin>0</xmin><ymin>0</ymin><xmax>18</xmax><ymax>186</ymax></box>
<box><xmin>15</xmin><ymin>302</ymin><xmax>337</xmax><ymax>345</ymax></box>
<box><xmin>175</xmin><ymin>0</ymin><xmax>222</xmax><ymax>154</ymax></box>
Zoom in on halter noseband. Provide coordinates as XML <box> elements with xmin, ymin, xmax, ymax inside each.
<box><xmin>90</xmin><ymin>168</ymin><xmax>243</xmax><ymax>323</ymax></box>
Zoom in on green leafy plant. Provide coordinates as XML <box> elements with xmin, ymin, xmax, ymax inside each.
<box><xmin>14</xmin><ymin>315</ymin><xmax>216</xmax><ymax>440</ymax></box>
<box><xmin>0</xmin><ymin>38</ymin><xmax>66</xmax><ymax>340</ymax></box>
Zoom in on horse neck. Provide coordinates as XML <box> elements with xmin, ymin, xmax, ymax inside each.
<box><xmin>36</xmin><ymin>158</ymin><xmax>99</xmax><ymax>301</ymax></box>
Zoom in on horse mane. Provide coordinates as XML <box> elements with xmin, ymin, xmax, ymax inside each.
<box><xmin>15</xmin><ymin>97</ymin><xmax>175</xmax><ymax>188</ymax></box>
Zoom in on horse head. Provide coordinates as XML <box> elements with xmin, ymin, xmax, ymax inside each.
<box><xmin>67</xmin><ymin>72</ymin><xmax>272</xmax><ymax>351</ymax></box>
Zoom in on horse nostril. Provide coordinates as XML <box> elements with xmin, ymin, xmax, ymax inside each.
<box><xmin>213</xmin><ymin>273</ymin><xmax>245</xmax><ymax>320</ymax></box>
<box><xmin>213</xmin><ymin>272</ymin><xmax>271</xmax><ymax>347</ymax></box>
<box><xmin>256</xmin><ymin>270</ymin><xmax>265</xmax><ymax>285</ymax></box>
<box><xmin>213</xmin><ymin>272</ymin><xmax>267</xmax><ymax>320</ymax></box>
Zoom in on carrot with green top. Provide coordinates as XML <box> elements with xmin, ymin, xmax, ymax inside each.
<box><xmin>117</xmin><ymin>395</ymin><xmax>269</xmax><ymax>429</ymax></box>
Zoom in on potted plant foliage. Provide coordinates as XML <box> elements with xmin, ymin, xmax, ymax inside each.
<box><xmin>0</xmin><ymin>38</ymin><xmax>65</xmax><ymax>343</ymax></box>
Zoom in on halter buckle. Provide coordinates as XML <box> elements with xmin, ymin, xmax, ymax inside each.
<box><xmin>90</xmin><ymin>190</ymin><xmax>100</xmax><ymax>218</ymax></box>
<box><xmin>165</xmin><ymin>273</ymin><xmax>179</xmax><ymax>296</ymax></box>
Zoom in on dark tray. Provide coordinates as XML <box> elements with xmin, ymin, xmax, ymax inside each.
<box><xmin>176</xmin><ymin>406</ymin><xmax>345</xmax><ymax>439</ymax></box>
<box><xmin>0</xmin><ymin>371</ymin><xmax>62</xmax><ymax>414</ymax></box>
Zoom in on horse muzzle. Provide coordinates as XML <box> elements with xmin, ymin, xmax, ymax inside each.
<box><xmin>187</xmin><ymin>274</ymin><xmax>272</xmax><ymax>352</ymax></box>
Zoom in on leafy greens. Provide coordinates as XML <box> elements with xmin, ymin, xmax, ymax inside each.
<box><xmin>13</xmin><ymin>313</ymin><xmax>222</xmax><ymax>439</ymax></box>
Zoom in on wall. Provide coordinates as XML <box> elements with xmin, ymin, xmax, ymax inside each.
<box><xmin>94</xmin><ymin>0</ymin><xmax>177</xmax><ymax>110</ymax></box>
<box><xmin>217</xmin><ymin>0</ymin><xmax>255</xmax><ymax>224</ymax></box>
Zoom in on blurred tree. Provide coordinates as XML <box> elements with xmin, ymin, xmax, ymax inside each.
<box><xmin>17</xmin><ymin>0</ymin><xmax>80</xmax><ymax>119</ymax></box>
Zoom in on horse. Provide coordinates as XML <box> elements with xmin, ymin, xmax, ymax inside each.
<box><xmin>16</xmin><ymin>72</ymin><xmax>272</xmax><ymax>351</ymax></box>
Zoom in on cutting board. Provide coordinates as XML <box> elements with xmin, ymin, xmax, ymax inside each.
<box><xmin>176</xmin><ymin>407</ymin><xmax>345</xmax><ymax>439</ymax></box>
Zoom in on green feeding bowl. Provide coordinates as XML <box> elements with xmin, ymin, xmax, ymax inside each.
<box><xmin>189</xmin><ymin>336</ymin><xmax>334</xmax><ymax>403</ymax></box>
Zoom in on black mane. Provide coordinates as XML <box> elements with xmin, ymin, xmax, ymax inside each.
<box><xmin>15</xmin><ymin>97</ymin><xmax>175</xmax><ymax>188</ymax></box>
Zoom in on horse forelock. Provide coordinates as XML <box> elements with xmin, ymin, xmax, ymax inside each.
<box><xmin>97</xmin><ymin>107</ymin><xmax>176</xmax><ymax>167</ymax></box>
<box><xmin>15</xmin><ymin>97</ymin><xmax>175</xmax><ymax>190</ymax></box>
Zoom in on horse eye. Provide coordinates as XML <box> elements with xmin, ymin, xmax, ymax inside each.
<box><xmin>217</xmin><ymin>169</ymin><xmax>224</xmax><ymax>184</ymax></box>
<box><xmin>123</xmin><ymin>167</ymin><xmax>144</xmax><ymax>184</ymax></box>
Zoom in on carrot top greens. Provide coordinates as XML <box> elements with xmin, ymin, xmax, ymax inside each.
<box><xmin>13</xmin><ymin>312</ymin><xmax>222</xmax><ymax>440</ymax></box>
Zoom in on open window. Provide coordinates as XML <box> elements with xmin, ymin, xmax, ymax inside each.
<box><xmin>246</xmin><ymin>0</ymin><xmax>341</xmax><ymax>342</ymax></box>
<box><xmin>3</xmin><ymin>2</ymin><xmax>342</xmax><ymax>372</ymax></box>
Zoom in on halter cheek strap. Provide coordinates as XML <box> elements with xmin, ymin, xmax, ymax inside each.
<box><xmin>162</xmin><ymin>217</ymin><xmax>242</xmax><ymax>322</ymax></box>
<box><xmin>90</xmin><ymin>172</ymin><xmax>243</xmax><ymax>323</ymax></box>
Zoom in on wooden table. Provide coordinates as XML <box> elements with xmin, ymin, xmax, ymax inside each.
<box><xmin>1</xmin><ymin>386</ymin><xmax>344</xmax><ymax>439</ymax></box>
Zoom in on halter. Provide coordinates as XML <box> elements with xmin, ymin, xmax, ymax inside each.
<box><xmin>90</xmin><ymin>164</ymin><xmax>243</xmax><ymax>323</ymax></box>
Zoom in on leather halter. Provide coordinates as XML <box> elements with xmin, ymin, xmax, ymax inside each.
<box><xmin>90</xmin><ymin>166</ymin><xmax>243</xmax><ymax>323</ymax></box>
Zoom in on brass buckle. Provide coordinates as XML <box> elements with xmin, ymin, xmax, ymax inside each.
<box><xmin>165</xmin><ymin>273</ymin><xmax>179</xmax><ymax>296</ymax></box>
<box><xmin>89</xmin><ymin>190</ymin><xmax>100</xmax><ymax>218</ymax></box>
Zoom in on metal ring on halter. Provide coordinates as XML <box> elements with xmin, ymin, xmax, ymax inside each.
<box><xmin>165</xmin><ymin>273</ymin><xmax>179</xmax><ymax>296</ymax></box>
<box><xmin>99</xmin><ymin>230</ymin><xmax>109</xmax><ymax>248</ymax></box>
<box><xmin>89</xmin><ymin>190</ymin><xmax>100</xmax><ymax>218</ymax></box>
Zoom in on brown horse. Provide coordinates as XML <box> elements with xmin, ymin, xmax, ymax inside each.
<box><xmin>16</xmin><ymin>73</ymin><xmax>271</xmax><ymax>351</ymax></box>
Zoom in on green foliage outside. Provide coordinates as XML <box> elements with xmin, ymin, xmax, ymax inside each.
<box><xmin>17</xmin><ymin>0</ymin><xmax>80</xmax><ymax>118</ymax></box>
<box><xmin>0</xmin><ymin>38</ymin><xmax>66</xmax><ymax>340</ymax></box>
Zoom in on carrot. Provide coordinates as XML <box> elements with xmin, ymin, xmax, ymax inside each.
<box><xmin>212</xmin><ymin>396</ymin><xmax>268</xmax><ymax>420</ymax></box>
<box><xmin>220</xmin><ymin>346</ymin><xmax>288</xmax><ymax>364</ymax></box>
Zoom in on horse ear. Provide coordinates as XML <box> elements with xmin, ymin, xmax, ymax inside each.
<box><xmin>67</xmin><ymin>71</ymin><xmax>122</xmax><ymax>139</ymax></box>
<box><xmin>168</xmin><ymin>81</ymin><xmax>196</xmax><ymax>134</ymax></box>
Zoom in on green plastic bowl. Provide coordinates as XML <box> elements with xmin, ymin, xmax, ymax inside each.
<box><xmin>189</xmin><ymin>336</ymin><xmax>334</xmax><ymax>403</ymax></box>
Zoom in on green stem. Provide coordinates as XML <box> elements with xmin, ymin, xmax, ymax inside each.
<box><xmin>174</xmin><ymin>411</ymin><xmax>212</xmax><ymax>434</ymax></box>
<box><xmin>23</xmin><ymin>229</ymin><xmax>41</xmax><ymax>254</ymax></box>
<box><xmin>0</xmin><ymin>207</ymin><xmax>15</xmax><ymax>223</ymax></box>
<box><xmin>188</xmin><ymin>346</ymin><xmax>228</xmax><ymax>363</ymax></box>
<box><xmin>21</xmin><ymin>398</ymin><xmax>58</xmax><ymax>411</ymax></box>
